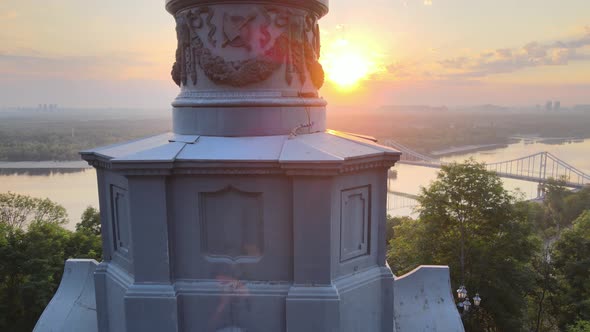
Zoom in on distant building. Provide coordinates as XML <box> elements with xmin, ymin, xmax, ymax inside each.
<box><xmin>37</xmin><ymin>104</ymin><xmax>59</xmax><ymax>111</ymax></box>
<box><xmin>554</xmin><ymin>101</ymin><xmax>561</xmax><ymax>111</ymax></box>
<box><xmin>545</xmin><ymin>101</ymin><xmax>553</xmax><ymax>111</ymax></box>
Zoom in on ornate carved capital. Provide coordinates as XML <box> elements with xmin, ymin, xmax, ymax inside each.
<box><xmin>166</xmin><ymin>0</ymin><xmax>329</xmax><ymax>18</ymax></box>
<box><xmin>171</xmin><ymin>4</ymin><xmax>324</xmax><ymax>90</ymax></box>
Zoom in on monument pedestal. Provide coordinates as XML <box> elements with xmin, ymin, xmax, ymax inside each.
<box><xmin>80</xmin><ymin>131</ymin><xmax>399</xmax><ymax>332</ymax></box>
<box><xmin>34</xmin><ymin>0</ymin><xmax>464</xmax><ymax>330</ymax></box>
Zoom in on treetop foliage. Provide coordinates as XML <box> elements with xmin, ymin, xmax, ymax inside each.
<box><xmin>389</xmin><ymin>159</ymin><xmax>540</xmax><ymax>331</ymax></box>
<box><xmin>387</xmin><ymin>161</ymin><xmax>590</xmax><ymax>331</ymax></box>
<box><xmin>0</xmin><ymin>194</ymin><xmax>102</xmax><ymax>332</ymax></box>
<box><xmin>0</xmin><ymin>192</ymin><xmax>68</xmax><ymax>229</ymax></box>
<box><xmin>77</xmin><ymin>206</ymin><xmax>101</xmax><ymax>236</ymax></box>
<box><xmin>552</xmin><ymin>210</ymin><xmax>590</xmax><ymax>329</ymax></box>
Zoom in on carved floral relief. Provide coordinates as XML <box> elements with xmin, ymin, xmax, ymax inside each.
<box><xmin>171</xmin><ymin>5</ymin><xmax>324</xmax><ymax>89</ymax></box>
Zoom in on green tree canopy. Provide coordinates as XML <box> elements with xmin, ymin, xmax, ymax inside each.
<box><xmin>388</xmin><ymin>159</ymin><xmax>539</xmax><ymax>331</ymax></box>
<box><xmin>76</xmin><ymin>206</ymin><xmax>101</xmax><ymax>236</ymax></box>
<box><xmin>0</xmin><ymin>193</ymin><xmax>102</xmax><ymax>332</ymax></box>
<box><xmin>0</xmin><ymin>192</ymin><xmax>68</xmax><ymax>229</ymax></box>
<box><xmin>552</xmin><ymin>210</ymin><xmax>590</xmax><ymax>329</ymax></box>
<box><xmin>568</xmin><ymin>320</ymin><xmax>590</xmax><ymax>332</ymax></box>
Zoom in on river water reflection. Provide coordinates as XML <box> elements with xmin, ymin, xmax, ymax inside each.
<box><xmin>1</xmin><ymin>138</ymin><xmax>589</xmax><ymax>229</ymax></box>
<box><xmin>0</xmin><ymin>169</ymin><xmax>98</xmax><ymax>229</ymax></box>
<box><xmin>388</xmin><ymin>138</ymin><xmax>590</xmax><ymax>217</ymax></box>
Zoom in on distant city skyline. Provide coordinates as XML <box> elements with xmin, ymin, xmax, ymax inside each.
<box><xmin>1</xmin><ymin>0</ymin><xmax>589</xmax><ymax>108</ymax></box>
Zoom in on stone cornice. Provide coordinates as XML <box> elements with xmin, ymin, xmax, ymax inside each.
<box><xmin>81</xmin><ymin>152</ymin><xmax>400</xmax><ymax>177</ymax></box>
<box><xmin>166</xmin><ymin>0</ymin><xmax>329</xmax><ymax>18</ymax></box>
<box><xmin>172</xmin><ymin>95</ymin><xmax>327</xmax><ymax>108</ymax></box>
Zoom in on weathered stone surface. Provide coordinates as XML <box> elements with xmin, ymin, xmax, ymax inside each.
<box><xmin>393</xmin><ymin>266</ymin><xmax>465</xmax><ymax>332</ymax></box>
<box><xmin>33</xmin><ymin>260</ymin><xmax>99</xmax><ymax>332</ymax></box>
<box><xmin>79</xmin><ymin>130</ymin><xmax>400</xmax><ymax>331</ymax></box>
<box><xmin>165</xmin><ymin>0</ymin><xmax>328</xmax><ymax>136</ymax></box>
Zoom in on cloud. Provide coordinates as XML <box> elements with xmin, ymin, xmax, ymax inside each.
<box><xmin>387</xmin><ymin>62</ymin><xmax>414</xmax><ymax>78</ymax></box>
<box><xmin>381</xmin><ymin>26</ymin><xmax>590</xmax><ymax>83</ymax></box>
<box><xmin>0</xmin><ymin>10</ymin><xmax>18</xmax><ymax>20</ymax></box>
<box><xmin>438</xmin><ymin>57</ymin><xmax>469</xmax><ymax>69</ymax></box>
<box><xmin>439</xmin><ymin>28</ymin><xmax>590</xmax><ymax>79</ymax></box>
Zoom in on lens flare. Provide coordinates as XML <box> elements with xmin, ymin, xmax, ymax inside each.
<box><xmin>321</xmin><ymin>38</ymin><xmax>380</xmax><ymax>90</ymax></box>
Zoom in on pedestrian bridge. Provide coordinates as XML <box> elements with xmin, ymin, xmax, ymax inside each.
<box><xmin>384</xmin><ymin>140</ymin><xmax>590</xmax><ymax>189</ymax></box>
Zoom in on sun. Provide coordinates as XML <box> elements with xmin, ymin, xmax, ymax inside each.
<box><xmin>328</xmin><ymin>53</ymin><xmax>370</xmax><ymax>88</ymax></box>
<box><xmin>321</xmin><ymin>39</ymin><xmax>377</xmax><ymax>90</ymax></box>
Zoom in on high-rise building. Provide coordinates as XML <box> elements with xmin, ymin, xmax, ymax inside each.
<box><xmin>545</xmin><ymin>101</ymin><xmax>553</xmax><ymax>111</ymax></box>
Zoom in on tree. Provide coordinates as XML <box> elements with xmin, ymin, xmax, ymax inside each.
<box><xmin>386</xmin><ymin>216</ymin><xmax>429</xmax><ymax>275</ymax></box>
<box><xmin>0</xmin><ymin>192</ymin><xmax>68</xmax><ymax>229</ymax></box>
<box><xmin>76</xmin><ymin>206</ymin><xmax>101</xmax><ymax>236</ymax></box>
<box><xmin>564</xmin><ymin>187</ymin><xmax>590</xmax><ymax>226</ymax></box>
<box><xmin>388</xmin><ymin>160</ymin><xmax>539</xmax><ymax>331</ymax></box>
<box><xmin>552</xmin><ymin>210</ymin><xmax>590</xmax><ymax>329</ymax></box>
<box><xmin>520</xmin><ymin>186</ymin><xmax>590</xmax><ymax>331</ymax></box>
<box><xmin>568</xmin><ymin>320</ymin><xmax>590</xmax><ymax>332</ymax></box>
<box><xmin>526</xmin><ymin>244</ymin><xmax>559</xmax><ymax>332</ymax></box>
<box><xmin>543</xmin><ymin>177</ymin><xmax>570</xmax><ymax>235</ymax></box>
<box><xmin>0</xmin><ymin>194</ymin><xmax>102</xmax><ymax>332</ymax></box>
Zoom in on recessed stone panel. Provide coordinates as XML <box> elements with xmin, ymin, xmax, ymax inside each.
<box><xmin>340</xmin><ymin>186</ymin><xmax>370</xmax><ymax>262</ymax></box>
<box><xmin>110</xmin><ymin>185</ymin><xmax>130</xmax><ymax>256</ymax></box>
<box><xmin>200</xmin><ymin>186</ymin><xmax>264</xmax><ymax>262</ymax></box>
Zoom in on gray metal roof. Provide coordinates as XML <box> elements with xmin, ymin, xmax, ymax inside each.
<box><xmin>82</xmin><ymin>131</ymin><xmax>400</xmax><ymax>165</ymax></box>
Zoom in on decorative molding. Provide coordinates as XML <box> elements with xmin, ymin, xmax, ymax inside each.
<box><xmin>174</xmin><ymin>279</ymin><xmax>291</xmax><ymax>295</ymax></box>
<box><xmin>110</xmin><ymin>185</ymin><xmax>130</xmax><ymax>257</ymax></box>
<box><xmin>87</xmin><ymin>159</ymin><xmax>113</xmax><ymax>170</ymax></box>
<box><xmin>103</xmin><ymin>262</ymin><xmax>134</xmax><ymax>289</ymax></box>
<box><xmin>165</xmin><ymin>0</ymin><xmax>330</xmax><ymax>19</ymax></box>
<box><xmin>282</xmin><ymin>158</ymin><xmax>399</xmax><ymax>176</ymax></box>
<box><xmin>340</xmin><ymin>159</ymin><xmax>399</xmax><ymax>174</ymax></box>
<box><xmin>286</xmin><ymin>285</ymin><xmax>340</xmax><ymax>300</ymax></box>
<box><xmin>176</xmin><ymin>90</ymin><xmax>282</xmax><ymax>98</ymax></box>
<box><xmin>199</xmin><ymin>186</ymin><xmax>264</xmax><ymax>262</ymax></box>
<box><xmin>83</xmin><ymin>154</ymin><xmax>397</xmax><ymax>176</ymax></box>
<box><xmin>171</xmin><ymin>5</ymin><xmax>324</xmax><ymax>89</ymax></box>
<box><xmin>334</xmin><ymin>266</ymin><xmax>393</xmax><ymax>294</ymax></box>
<box><xmin>116</xmin><ymin>169</ymin><xmax>173</xmax><ymax>176</ymax></box>
<box><xmin>172</xmin><ymin>96</ymin><xmax>326</xmax><ymax>107</ymax></box>
<box><xmin>222</xmin><ymin>11</ymin><xmax>256</xmax><ymax>50</ymax></box>
<box><xmin>125</xmin><ymin>284</ymin><xmax>177</xmax><ymax>298</ymax></box>
<box><xmin>339</xmin><ymin>186</ymin><xmax>371</xmax><ymax>262</ymax></box>
<box><xmin>174</xmin><ymin>168</ymin><xmax>283</xmax><ymax>175</ymax></box>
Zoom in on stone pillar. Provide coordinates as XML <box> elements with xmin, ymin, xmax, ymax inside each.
<box><xmin>166</xmin><ymin>0</ymin><xmax>328</xmax><ymax>137</ymax></box>
<box><xmin>287</xmin><ymin>176</ymin><xmax>340</xmax><ymax>331</ymax></box>
<box><xmin>124</xmin><ymin>176</ymin><xmax>177</xmax><ymax>332</ymax></box>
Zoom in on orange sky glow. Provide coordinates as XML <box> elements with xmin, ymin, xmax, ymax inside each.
<box><xmin>1</xmin><ymin>0</ymin><xmax>589</xmax><ymax>107</ymax></box>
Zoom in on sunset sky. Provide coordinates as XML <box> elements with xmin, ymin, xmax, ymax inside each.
<box><xmin>1</xmin><ymin>0</ymin><xmax>589</xmax><ymax>108</ymax></box>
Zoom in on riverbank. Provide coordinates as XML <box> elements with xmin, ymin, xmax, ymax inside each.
<box><xmin>0</xmin><ymin>161</ymin><xmax>90</xmax><ymax>169</ymax></box>
<box><xmin>430</xmin><ymin>143</ymin><xmax>508</xmax><ymax>157</ymax></box>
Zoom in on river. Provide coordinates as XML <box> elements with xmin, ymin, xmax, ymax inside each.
<box><xmin>1</xmin><ymin>138</ymin><xmax>589</xmax><ymax>229</ymax></box>
<box><xmin>387</xmin><ymin>137</ymin><xmax>590</xmax><ymax>217</ymax></box>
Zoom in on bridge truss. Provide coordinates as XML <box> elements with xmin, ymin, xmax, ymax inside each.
<box><xmin>384</xmin><ymin>140</ymin><xmax>590</xmax><ymax>188</ymax></box>
<box><xmin>387</xmin><ymin>190</ymin><xmax>420</xmax><ymax>211</ymax></box>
